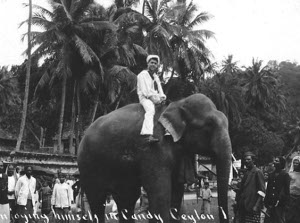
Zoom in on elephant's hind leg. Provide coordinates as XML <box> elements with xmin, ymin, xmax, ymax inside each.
<box><xmin>85</xmin><ymin>185</ymin><xmax>107</xmax><ymax>223</ymax></box>
<box><xmin>113</xmin><ymin>186</ymin><xmax>140</xmax><ymax>223</ymax></box>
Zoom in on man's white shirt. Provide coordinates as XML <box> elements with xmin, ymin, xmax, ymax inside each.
<box><xmin>51</xmin><ymin>182</ymin><xmax>73</xmax><ymax>208</ymax></box>
<box><xmin>15</xmin><ymin>175</ymin><xmax>36</xmax><ymax>206</ymax></box>
<box><xmin>137</xmin><ymin>70</ymin><xmax>165</xmax><ymax>102</ymax></box>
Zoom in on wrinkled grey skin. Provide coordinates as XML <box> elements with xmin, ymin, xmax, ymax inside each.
<box><xmin>78</xmin><ymin>94</ymin><xmax>232</xmax><ymax>223</ymax></box>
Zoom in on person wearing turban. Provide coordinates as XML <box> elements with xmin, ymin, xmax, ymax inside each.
<box><xmin>286</xmin><ymin>156</ymin><xmax>300</xmax><ymax>223</ymax></box>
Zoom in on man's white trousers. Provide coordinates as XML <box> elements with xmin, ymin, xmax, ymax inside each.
<box><xmin>140</xmin><ymin>98</ymin><xmax>155</xmax><ymax>135</ymax></box>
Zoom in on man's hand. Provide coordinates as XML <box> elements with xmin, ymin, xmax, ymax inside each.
<box><xmin>160</xmin><ymin>94</ymin><xmax>166</xmax><ymax>101</ymax></box>
<box><xmin>149</xmin><ymin>95</ymin><xmax>161</xmax><ymax>104</ymax></box>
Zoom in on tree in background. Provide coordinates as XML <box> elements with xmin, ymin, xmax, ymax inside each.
<box><xmin>16</xmin><ymin>0</ymin><xmax>32</xmax><ymax>151</ymax></box>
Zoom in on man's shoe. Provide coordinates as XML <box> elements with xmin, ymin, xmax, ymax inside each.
<box><xmin>143</xmin><ymin>135</ymin><xmax>159</xmax><ymax>143</ymax></box>
<box><xmin>164</xmin><ymin>130</ymin><xmax>171</xmax><ymax>136</ymax></box>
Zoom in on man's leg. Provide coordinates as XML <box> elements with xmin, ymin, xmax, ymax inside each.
<box><xmin>25</xmin><ymin>200</ymin><xmax>33</xmax><ymax>223</ymax></box>
<box><xmin>140</xmin><ymin>99</ymin><xmax>158</xmax><ymax>142</ymax></box>
<box><xmin>16</xmin><ymin>205</ymin><xmax>26</xmax><ymax>223</ymax></box>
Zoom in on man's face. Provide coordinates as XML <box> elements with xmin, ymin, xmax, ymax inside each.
<box><xmin>59</xmin><ymin>175</ymin><xmax>65</xmax><ymax>183</ymax></box>
<box><xmin>25</xmin><ymin>167</ymin><xmax>32</xmax><ymax>177</ymax></box>
<box><xmin>147</xmin><ymin>59</ymin><xmax>158</xmax><ymax>72</ymax></box>
<box><xmin>274</xmin><ymin>157</ymin><xmax>281</xmax><ymax>170</ymax></box>
<box><xmin>264</xmin><ymin>172</ymin><xmax>268</xmax><ymax>181</ymax></box>
<box><xmin>293</xmin><ymin>159</ymin><xmax>300</xmax><ymax>171</ymax></box>
<box><xmin>239</xmin><ymin>172</ymin><xmax>244</xmax><ymax>180</ymax></box>
<box><xmin>244</xmin><ymin>155</ymin><xmax>254</xmax><ymax>169</ymax></box>
<box><xmin>0</xmin><ymin>163</ymin><xmax>3</xmax><ymax>173</ymax></box>
<box><xmin>7</xmin><ymin>166</ymin><xmax>14</xmax><ymax>176</ymax></box>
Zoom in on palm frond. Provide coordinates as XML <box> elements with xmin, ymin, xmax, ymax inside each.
<box><xmin>71</xmin><ymin>0</ymin><xmax>93</xmax><ymax>21</ymax></box>
<box><xmin>157</xmin><ymin>0</ymin><xmax>171</xmax><ymax>17</ymax></box>
<box><xmin>144</xmin><ymin>0</ymin><xmax>156</xmax><ymax>22</ymax></box>
<box><xmin>79</xmin><ymin>21</ymin><xmax>117</xmax><ymax>32</ymax></box>
<box><xmin>32</xmin><ymin>4</ymin><xmax>54</xmax><ymax>19</ymax></box>
<box><xmin>72</xmin><ymin>35</ymin><xmax>95</xmax><ymax>64</ymax></box>
<box><xmin>190</xmin><ymin>30</ymin><xmax>215</xmax><ymax>40</ymax></box>
<box><xmin>188</xmin><ymin>12</ymin><xmax>212</xmax><ymax>29</ymax></box>
<box><xmin>78</xmin><ymin>69</ymin><xmax>99</xmax><ymax>94</ymax></box>
<box><xmin>59</xmin><ymin>0</ymin><xmax>73</xmax><ymax>21</ymax></box>
<box><xmin>105</xmin><ymin>65</ymin><xmax>137</xmax><ymax>103</ymax></box>
<box><xmin>181</xmin><ymin>1</ymin><xmax>197</xmax><ymax>26</ymax></box>
<box><xmin>133</xmin><ymin>44</ymin><xmax>147</xmax><ymax>56</ymax></box>
<box><xmin>34</xmin><ymin>69</ymin><xmax>51</xmax><ymax>97</ymax></box>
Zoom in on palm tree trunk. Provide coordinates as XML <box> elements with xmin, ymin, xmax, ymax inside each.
<box><xmin>16</xmin><ymin>0</ymin><xmax>32</xmax><ymax>151</ymax></box>
<box><xmin>57</xmin><ymin>74</ymin><xmax>67</xmax><ymax>154</ymax></box>
<box><xmin>40</xmin><ymin>127</ymin><xmax>44</xmax><ymax>147</ymax></box>
<box><xmin>90</xmin><ymin>101</ymin><xmax>98</xmax><ymax>124</ymax></box>
<box><xmin>69</xmin><ymin>80</ymin><xmax>77</xmax><ymax>154</ymax></box>
<box><xmin>75</xmin><ymin>84</ymin><xmax>82</xmax><ymax>146</ymax></box>
<box><xmin>90</xmin><ymin>86</ymin><xmax>101</xmax><ymax>124</ymax></box>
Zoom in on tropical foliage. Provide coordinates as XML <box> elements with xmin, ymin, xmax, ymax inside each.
<box><xmin>0</xmin><ymin>0</ymin><xmax>299</xmax><ymax>165</ymax></box>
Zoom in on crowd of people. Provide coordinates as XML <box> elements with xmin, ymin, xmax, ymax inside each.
<box><xmin>0</xmin><ymin>163</ymin><xmax>84</xmax><ymax>223</ymax></box>
<box><xmin>231</xmin><ymin>152</ymin><xmax>300</xmax><ymax>223</ymax></box>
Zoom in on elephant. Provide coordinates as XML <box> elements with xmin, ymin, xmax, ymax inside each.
<box><xmin>78</xmin><ymin>93</ymin><xmax>232</xmax><ymax>223</ymax></box>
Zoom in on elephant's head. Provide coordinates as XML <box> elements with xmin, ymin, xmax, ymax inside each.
<box><xmin>159</xmin><ymin>93</ymin><xmax>232</xmax><ymax>223</ymax></box>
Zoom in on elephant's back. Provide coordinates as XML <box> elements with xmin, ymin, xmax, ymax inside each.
<box><xmin>86</xmin><ymin>103</ymin><xmax>144</xmax><ymax>138</ymax></box>
<box><xmin>77</xmin><ymin>103</ymin><xmax>145</xmax><ymax>169</ymax></box>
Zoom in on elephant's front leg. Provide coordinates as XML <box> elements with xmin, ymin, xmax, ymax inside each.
<box><xmin>141</xmin><ymin>167</ymin><xmax>172</xmax><ymax>223</ymax></box>
<box><xmin>170</xmin><ymin>182</ymin><xmax>185</xmax><ymax>223</ymax></box>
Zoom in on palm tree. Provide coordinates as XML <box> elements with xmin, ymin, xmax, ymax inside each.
<box><xmin>167</xmin><ymin>0</ymin><xmax>214</xmax><ymax>82</ymax></box>
<box><xmin>200</xmin><ymin>73</ymin><xmax>245</xmax><ymax>126</ymax></box>
<box><xmin>220</xmin><ymin>55</ymin><xmax>239</xmax><ymax>75</ymax></box>
<box><xmin>16</xmin><ymin>0</ymin><xmax>32</xmax><ymax>151</ymax></box>
<box><xmin>142</xmin><ymin>0</ymin><xmax>173</xmax><ymax>67</ymax></box>
<box><xmin>242</xmin><ymin>58</ymin><xmax>278</xmax><ymax>110</ymax></box>
<box><xmin>25</xmin><ymin>0</ymin><xmax>117</xmax><ymax>153</ymax></box>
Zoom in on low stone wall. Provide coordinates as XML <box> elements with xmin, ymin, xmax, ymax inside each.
<box><xmin>0</xmin><ymin>150</ymin><xmax>77</xmax><ymax>174</ymax></box>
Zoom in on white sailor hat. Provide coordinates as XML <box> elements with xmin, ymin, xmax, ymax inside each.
<box><xmin>146</xmin><ymin>55</ymin><xmax>160</xmax><ymax>64</ymax></box>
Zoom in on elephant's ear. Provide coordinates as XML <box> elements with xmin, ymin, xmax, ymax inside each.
<box><xmin>159</xmin><ymin>101</ymin><xmax>186</xmax><ymax>142</ymax></box>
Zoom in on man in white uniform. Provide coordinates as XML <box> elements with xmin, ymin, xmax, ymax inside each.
<box><xmin>137</xmin><ymin>55</ymin><xmax>166</xmax><ymax>143</ymax></box>
<box><xmin>15</xmin><ymin>166</ymin><xmax>36</xmax><ymax>223</ymax></box>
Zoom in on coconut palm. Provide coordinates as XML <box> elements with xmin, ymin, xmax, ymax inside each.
<box><xmin>16</xmin><ymin>0</ymin><xmax>33</xmax><ymax>151</ymax></box>
<box><xmin>142</xmin><ymin>0</ymin><xmax>174</xmax><ymax>67</ymax></box>
<box><xmin>22</xmin><ymin>0</ymin><xmax>117</xmax><ymax>153</ymax></box>
<box><xmin>167</xmin><ymin>0</ymin><xmax>214</xmax><ymax>82</ymax></box>
<box><xmin>242</xmin><ymin>58</ymin><xmax>278</xmax><ymax>110</ymax></box>
<box><xmin>220</xmin><ymin>55</ymin><xmax>240</xmax><ymax>75</ymax></box>
<box><xmin>200</xmin><ymin>73</ymin><xmax>245</xmax><ymax>126</ymax></box>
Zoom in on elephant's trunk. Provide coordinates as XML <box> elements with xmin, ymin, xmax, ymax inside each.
<box><xmin>213</xmin><ymin>128</ymin><xmax>232</xmax><ymax>223</ymax></box>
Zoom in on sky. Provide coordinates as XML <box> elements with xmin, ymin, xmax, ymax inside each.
<box><xmin>0</xmin><ymin>0</ymin><xmax>299</xmax><ymax>67</ymax></box>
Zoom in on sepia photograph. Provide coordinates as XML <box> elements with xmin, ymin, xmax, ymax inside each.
<box><xmin>0</xmin><ymin>0</ymin><xmax>299</xmax><ymax>222</ymax></box>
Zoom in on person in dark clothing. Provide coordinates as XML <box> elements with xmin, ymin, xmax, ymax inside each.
<box><xmin>264</xmin><ymin>156</ymin><xmax>290</xmax><ymax>223</ymax></box>
<box><xmin>72</xmin><ymin>179</ymin><xmax>80</xmax><ymax>202</ymax></box>
<box><xmin>0</xmin><ymin>161</ymin><xmax>9</xmax><ymax>223</ymax></box>
<box><xmin>237</xmin><ymin>152</ymin><xmax>265</xmax><ymax>223</ymax></box>
<box><xmin>39</xmin><ymin>181</ymin><xmax>52</xmax><ymax>215</ymax></box>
